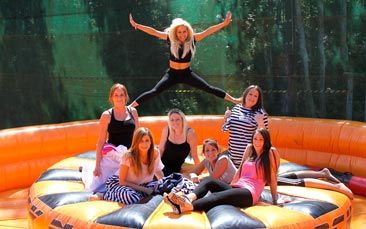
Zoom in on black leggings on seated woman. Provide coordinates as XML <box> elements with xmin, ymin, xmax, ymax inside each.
<box><xmin>135</xmin><ymin>68</ymin><xmax>226</xmax><ymax>105</ymax></box>
<box><xmin>192</xmin><ymin>177</ymin><xmax>253</xmax><ymax>212</ymax></box>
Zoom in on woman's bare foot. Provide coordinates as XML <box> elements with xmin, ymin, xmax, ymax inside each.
<box><xmin>321</xmin><ymin>168</ymin><xmax>340</xmax><ymax>183</ymax></box>
<box><xmin>233</xmin><ymin>97</ymin><xmax>242</xmax><ymax>104</ymax></box>
<box><xmin>224</xmin><ymin>94</ymin><xmax>242</xmax><ymax>105</ymax></box>
<box><xmin>128</xmin><ymin>101</ymin><xmax>139</xmax><ymax>108</ymax></box>
<box><xmin>335</xmin><ymin>183</ymin><xmax>353</xmax><ymax>199</ymax></box>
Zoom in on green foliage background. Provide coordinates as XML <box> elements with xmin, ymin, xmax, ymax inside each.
<box><xmin>0</xmin><ymin>0</ymin><xmax>365</xmax><ymax>128</ymax></box>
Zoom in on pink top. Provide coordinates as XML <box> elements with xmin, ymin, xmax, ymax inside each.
<box><xmin>119</xmin><ymin>153</ymin><xmax>164</xmax><ymax>185</ymax></box>
<box><xmin>231</xmin><ymin>161</ymin><xmax>265</xmax><ymax>204</ymax></box>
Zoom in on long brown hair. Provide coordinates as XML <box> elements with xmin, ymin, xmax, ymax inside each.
<box><xmin>202</xmin><ymin>138</ymin><xmax>220</xmax><ymax>155</ymax></box>
<box><xmin>248</xmin><ymin>128</ymin><xmax>272</xmax><ymax>184</ymax></box>
<box><xmin>241</xmin><ymin>85</ymin><xmax>264</xmax><ymax>111</ymax></box>
<box><xmin>125</xmin><ymin>127</ymin><xmax>155</xmax><ymax>176</ymax></box>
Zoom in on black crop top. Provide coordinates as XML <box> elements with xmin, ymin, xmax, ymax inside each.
<box><xmin>167</xmin><ymin>37</ymin><xmax>196</xmax><ymax>63</ymax></box>
<box><xmin>107</xmin><ymin>108</ymin><xmax>136</xmax><ymax>148</ymax></box>
<box><xmin>161</xmin><ymin>128</ymin><xmax>191</xmax><ymax>176</ymax></box>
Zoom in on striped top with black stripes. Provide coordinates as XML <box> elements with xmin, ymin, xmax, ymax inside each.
<box><xmin>222</xmin><ymin>104</ymin><xmax>268</xmax><ymax>168</ymax></box>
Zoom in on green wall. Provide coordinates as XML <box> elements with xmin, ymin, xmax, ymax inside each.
<box><xmin>0</xmin><ymin>0</ymin><xmax>365</xmax><ymax>128</ymax></box>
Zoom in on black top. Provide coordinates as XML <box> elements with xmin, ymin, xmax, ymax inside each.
<box><xmin>167</xmin><ymin>37</ymin><xmax>196</xmax><ymax>63</ymax></box>
<box><xmin>107</xmin><ymin>108</ymin><xmax>136</xmax><ymax>148</ymax></box>
<box><xmin>161</xmin><ymin>128</ymin><xmax>191</xmax><ymax>176</ymax></box>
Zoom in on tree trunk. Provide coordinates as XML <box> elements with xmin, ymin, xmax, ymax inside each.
<box><xmin>264</xmin><ymin>1</ymin><xmax>274</xmax><ymax>108</ymax></box>
<box><xmin>295</xmin><ymin>0</ymin><xmax>316</xmax><ymax>117</ymax></box>
<box><xmin>285</xmin><ymin>0</ymin><xmax>296</xmax><ymax>116</ymax></box>
<box><xmin>340</xmin><ymin>0</ymin><xmax>349</xmax><ymax>72</ymax></box>
<box><xmin>317</xmin><ymin>0</ymin><xmax>326</xmax><ymax>117</ymax></box>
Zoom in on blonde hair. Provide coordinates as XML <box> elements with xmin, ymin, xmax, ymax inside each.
<box><xmin>125</xmin><ymin>127</ymin><xmax>155</xmax><ymax>176</ymax></box>
<box><xmin>167</xmin><ymin>108</ymin><xmax>188</xmax><ymax>140</ymax></box>
<box><xmin>165</xmin><ymin>18</ymin><xmax>195</xmax><ymax>60</ymax></box>
<box><xmin>108</xmin><ymin>83</ymin><xmax>129</xmax><ymax>105</ymax></box>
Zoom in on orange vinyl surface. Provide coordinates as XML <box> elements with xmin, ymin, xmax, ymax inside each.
<box><xmin>0</xmin><ymin>115</ymin><xmax>365</xmax><ymax>228</ymax></box>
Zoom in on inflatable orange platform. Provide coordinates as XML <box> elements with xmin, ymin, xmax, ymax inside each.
<box><xmin>0</xmin><ymin>116</ymin><xmax>365</xmax><ymax>228</ymax></box>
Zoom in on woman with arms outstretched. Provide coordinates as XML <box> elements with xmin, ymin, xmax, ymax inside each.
<box><xmin>129</xmin><ymin>12</ymin><xmax>241</xmax><ymax>107</ymax></box>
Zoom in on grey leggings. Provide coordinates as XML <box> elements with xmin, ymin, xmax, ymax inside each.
<box><xmin>135</xmin><ymin>68</ymin><xmax>226</xmax><ymax>105</ymax></box>
<box><xmin>278</xmin><ymin>173</ymin><xmax>305</xmax><ymax>186</ymax></box>
<box><xmin>192</xmin><ymin>177</ymin><xmax>253</xmax><ymax>212</ymax></box>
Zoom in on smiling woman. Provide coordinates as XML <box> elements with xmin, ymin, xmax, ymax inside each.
<box><xmin>82</xmin><ymin>83</ymin><xmax>139</xmax><ymax>193</ymax></box>
<box><xmin>159</xmin><ymin>108</ymin><xmax>200</xmax><ymax>176</ymax></box>
<box><xmin>128</xmin><ymin>12</ymin><xmax>241</xmax><ymax>108</ymax></box>
<box><xmin>223</xmin><ymin>85</ymin><xmax>269</xmax><ymax>168</ymax></box>
<box><xmin>1</xmin><ymin>115</ymin><xmax>365</xmax><ymax>228</ymax></box>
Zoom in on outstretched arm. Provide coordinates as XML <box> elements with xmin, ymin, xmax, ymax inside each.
<box><xmin>130</xmin><ymin>13</ymin><xmax>167</xmax><ymax>40</ymax></box>
<box><xmin>195</xmin><ymin>11</ymin><xmax>232</xmax><ymax>42</ymax></box>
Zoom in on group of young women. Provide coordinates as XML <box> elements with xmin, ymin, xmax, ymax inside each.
<box><xmin>83</xmin><ymin>12</ymin><xmax>353</xmax><ymax>214</ymax></box>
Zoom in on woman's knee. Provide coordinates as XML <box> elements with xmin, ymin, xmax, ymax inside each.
<box><xmin>121</xmin><ymin>192</ymin><xmax>142</xmax><ymax>205</ymax></box>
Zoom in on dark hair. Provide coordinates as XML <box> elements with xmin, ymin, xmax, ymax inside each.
<box><xmin>202</xmin><ymin>138</ymin><xmax>219</xmax><ymax>154</ymax></box>
<box><xmin>241</xmin><ymin>85</ymin><xmax>264</xmax><ymax>112</ymax></box>
<box><xmin>249</xmin><ymin>128</ymin><xmax>272</xmax><ymax>184</ymax></box>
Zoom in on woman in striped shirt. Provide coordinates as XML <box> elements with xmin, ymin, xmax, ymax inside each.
<box><xmin>222</xmin><ymin>85</ymin><xmax>268</xmax><ymax>168</ymax></box>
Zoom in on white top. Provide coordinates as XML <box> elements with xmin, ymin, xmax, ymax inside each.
<box><xmin>119</xmin><ymin>153</ymin><xmax>164</xmax><ymax>184</ymax></box>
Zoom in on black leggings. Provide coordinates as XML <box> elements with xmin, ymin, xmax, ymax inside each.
<box><xmin>135</xmin><ymin>68</ymin><xmax>226</xmax><ymax>105</ymax></box>
<box><xmin>192</xmin><ymin>177</ymin><xmax>253</xmax><ymax>212</ymax></box>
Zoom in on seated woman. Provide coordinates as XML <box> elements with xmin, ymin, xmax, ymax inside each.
<box><xmin>164</xmin><ymin>129</ymin><xmax>353</xmax><ymax>215</ymax></box>
<box><xmin>103</xmin><ymin>127</ymin><xmax>164</xmax><ymax>204</ymax></box>
<box><xmin>189</xmin><ymin>139</ymin><xmax>237</xmax><ymax>184</ymax></box>
<box><xmin>164</xmin><ymin>128</ymin><xmax>280</xmax><ymax>214</ymax></box>
<box><xmin>100</xmin><ymin>127</ymin><xmax>196</xmax><ymax>204</ymax></box>
<box><xmin>82</xmin><ymin>83</ymin><xmax>139</xmax><ymax>193</ymax></box>
<box><xmin>159</xmin><ymin>109</ymin><xmax>200</xmax><ymax>176</ymax></box>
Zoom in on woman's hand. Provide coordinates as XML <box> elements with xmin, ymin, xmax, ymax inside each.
<box><xmin>93</xmin><ymin>164</ymin><xmax>101</xmax><ymax>177</ymax></box>
<box><xmin>275</xmin><ymin>195</ymin><xmax>292</xmax><ymax>206</ymax></box>
<box><xmin>254</xmin><ymin>113</ymin><xmax>265</xmax><ymax>128</ymax></box>
<box><xmin>190</xmin><ymin>173</ymin><xmax>200</xmax><ymax>183</ymax></box>
<box><xmin>224</xmin><ymin>106</ymin><xmax>232</xmax><ymax>122</ymax></box>
<box><xmin>145</xmin><ymin>187</ymin><xmax>154</xmax><ymax>195</ymax></box>
<box><xmin>223</xmin><ymin>11</ymin><xmax>232</xmax><ymax>26</ymax></box>
<box><xmin>129</xmin><ymin>13</ymin><xmax>138</xmax><ymax>29</ymax></box>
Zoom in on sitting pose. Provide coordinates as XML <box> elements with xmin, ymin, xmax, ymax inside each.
<box><xmin>103</xmin><ymin>127</ymin><xmax>164</xmax><ymax>205</ymax></box>
<box><xmin>159</xmin><ymin>109</ymin><xmax>200</xmax><ymax>176</ymax></box>
<box><xmin>82</xmin><ymin>83</ymin><xmax>139</xmax><ymax>192</ymax></box>
<box><xmin>164</xmin><ymin>128</ymin><xmax>280</xmax><ymax>214</ymax></box>
<box><xmin>128</xmin><ymin>12</ymin><xmax>241</xmax><ymax>108</ymax></box>
<box><xmin>189</xmin><ymin>138</ymin><xmax>237</xmax><ymax>184</ymax></box>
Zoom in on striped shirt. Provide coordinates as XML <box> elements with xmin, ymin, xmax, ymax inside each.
<box><xmin>222</xmin><ymin>104</ymin><xmax>268</xmax><ymax>168</ymax></box>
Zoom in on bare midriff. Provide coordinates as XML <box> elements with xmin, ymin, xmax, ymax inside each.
<box><xmin>169</xmin><ymin>60</ymin><xmax>190</xmax><ymax>70</ymax></box>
